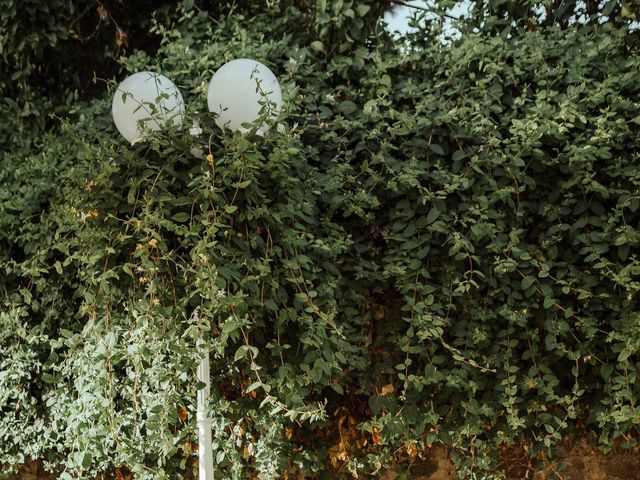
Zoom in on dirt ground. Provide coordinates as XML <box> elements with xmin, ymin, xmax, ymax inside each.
<box><xmin>380</xmin><ymin>439</ymin><xmax>640</xmax><ymax>480</ymax></box>
<box><xmin>531</xmin><ymin>438</ymin><xmax>640</xmax><ymax>480</ymax></box>
<box><xmin>12</xmin><ymin>439</ymin><xmax>640</xmax><ymax>480</ymax></box>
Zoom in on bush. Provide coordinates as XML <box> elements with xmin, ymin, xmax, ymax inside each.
<box><xmin>1</xmin><ymin>1</ymin><xmax>639</xmax><ymax>478</ymax></box>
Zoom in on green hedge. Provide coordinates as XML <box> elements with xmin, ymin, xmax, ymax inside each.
<box><xmin>1</xmin><ymin>2</ymin><xmax>639</xmax><ymax>479</ymax></box>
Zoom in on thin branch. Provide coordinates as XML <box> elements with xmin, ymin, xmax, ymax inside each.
<box><xmin>390</xmin><ymin>0</ymin><xmax>460</xmax><ymax>20</ymax></box>
<box><xmin>390</xmin><ymin>0</ymin><xmax>430</xmax><ymax>12</ymax></box>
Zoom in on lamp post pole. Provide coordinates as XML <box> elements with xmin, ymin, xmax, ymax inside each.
<box><xmin>196</xmin><ymin>344</ymin><xmax>214</xmax><ymax>480</ymax></box>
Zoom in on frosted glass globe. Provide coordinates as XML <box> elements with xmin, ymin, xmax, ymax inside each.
<box><xmin>207</xmin><ymin>59</ymin><xmax>282</xmax><ymax>135</ymax></box>
<box><xmin>112</xmin><ymin>72</ymin><xmax>185</xmax><ymax>144</ymax></box>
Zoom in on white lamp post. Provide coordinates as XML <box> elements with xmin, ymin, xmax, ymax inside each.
<box><xmin>196</xmin><ymin>340</ymin><xmax>214</xmax><ymax>480</ymax></box>
<box><xmin>112</xmin><ymin>60</ymin><xmax>282</xmax><ymax>480</ymax></box>
<box><xmin>111</xmin><ymin>71</ymin><xmax>214</xmax><ymax>480</ymax></box>
<box><xmin>207</xmin><ymin>59</ymin><xmax>282</xmax><ymax>136</ymax></box>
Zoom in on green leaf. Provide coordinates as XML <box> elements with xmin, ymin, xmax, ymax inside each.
<box><xmin>233</xmin><ymin>179</ymin><xmax>252</xmax><ymax>189</ymax></box>
<box><xmin>81</xmin><ymin>452</ymin><xmax>92</xmax><ymax>470</ymax></box>
<box><xmin>428</xmin><ymin>144</ymin><xmax>445</xmax><ymax>156</ymax></box>
<box><xmin>602</xmin><ymin>0</ymin><xmax>617</xmax><ymax>16</ymax></box>
<box><xmin>172</xmin><ymin>212</ymin><xmax>190</xmax><ymax>222</ymax></box>
<box><xmin>330</xmin><ymin>383</ymin><xmax>344</xmax><ymax>394</ymax></box>
<box><xmin>452</xmin><ymin>150</ymin><xmax>466</xmax><ymax>161</ymax></box>
<box><xmin>338</xmin><ymin>101</ymin><xmax>358</xmax><ymax>115</ymax></box>
<box><xmin>246</xmin><ymin>381</ymin><xmax>262</xmax><ymax>393</ymax></box>
<box><xmin>521</xmin><ymin>276</ymin><xmax>535</xmax><ymax>290</ymax></box>
<box><xmin>234</xmin><ymin>345</ymin><xmax>249</xmax><ymax>362</ymax></box>
<box><xmin>618</xmin><ymin>348</ymin><xmax>633</xmax><ymax>362</ymax></box>
<box><xmin>295</xmin><ymin>292</ymin><xmax>309</xmax><ymax>303</ymax></box>
<box><xmin>424</xmin><ymin>208</ymin><xmax>440</xmax><ymax>226</ymax></box>
<box><xmin>222</xmin><ymin>319</ymin><xmax>239</xmax><ymax>334</ymax></box>
<box><xmin>356</xmin><ymin>4</ymin><xmax>371</xmax><ymax>16</ymax></box>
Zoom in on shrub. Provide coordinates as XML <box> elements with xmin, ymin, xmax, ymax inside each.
<box><xmin>1</xmin><ymin>1</ymin><xmax>639</xmax><ymax>478</ymax></box>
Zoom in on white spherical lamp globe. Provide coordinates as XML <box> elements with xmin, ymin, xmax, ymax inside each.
<box><xmin>207</xmin><ymin>59</ymin><xmax>282</xmax><ymax>135</ymax></box>
<box><xmin>112</xmin><ymin>72</ymin><xmax>185</xmax><ymax>144</ymax></box>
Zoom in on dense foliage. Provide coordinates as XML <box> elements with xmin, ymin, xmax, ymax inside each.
<box><xmin>1</xmin><ymin>1</ymin><xmax>639</xmax><ymax>478</ymax></box>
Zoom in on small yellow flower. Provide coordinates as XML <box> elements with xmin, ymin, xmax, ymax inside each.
<box><xmin>206</xmin><ymin>153</ymin><xmax>214</xmax><ymax>165</ymax></box>
<box><xmin>148</xmin><ymin>238</ymin><xmax>158</xmax><ymax>249</ymax></box>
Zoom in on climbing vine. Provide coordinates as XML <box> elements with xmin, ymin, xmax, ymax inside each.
<box><xmin>1</xmin><ymin>1</ymin><xmax>639</xmax><ymax>478</ymax></box>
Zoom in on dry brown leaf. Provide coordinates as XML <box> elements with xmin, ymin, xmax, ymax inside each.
<box><xmin>329</xmin><ymin>443</ymin><xmax>349</xmax><ymax>467</ymax></box>
<box><xmin>380</xmin><ymin>383</ymin><xmax>394</xmax><ymax>396</ymax></box>
<box><xmin>406</xmin><ymin>442</ymin><xmax>418</xmax><ymax>458</ymax></box>
<box><xmin>371</xmin><ymin>304</ymin><xmax>385</xmax><ymax>321</ymax></box>
<box><xmin>115</xmin><ymin>28</ymin><xmax>128</xmax><ymax>48</ymax></box>
<box><xmin>178</xmin><ymin>405</ymin><xmax>188</xmax><ymax>422</ymax></box>
<box><xmin>371</xmin><ymin>425</ymin><xmax>382</xmax><ymax>445</ymax></box>
<box><xmin>97</xmin><ymin>4</ymin><xmax>108</xmax><ymax>21</ymax></box>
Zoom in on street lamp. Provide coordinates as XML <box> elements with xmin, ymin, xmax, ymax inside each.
<box><xmin>111</xmin><ymin>59</ymin><xmax>281</xmax><ymax>480</ymax></box>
